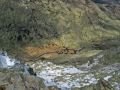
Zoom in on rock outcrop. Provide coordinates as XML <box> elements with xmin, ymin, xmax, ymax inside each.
<box><xmin>0</xmin><ymin>70</ymin><xmax>46</xmax><ymax>90</ymax></box>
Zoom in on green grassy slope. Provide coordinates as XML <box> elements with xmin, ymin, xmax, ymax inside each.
<box><xmin>0</xmin><ymin>0</ymin><xmax>120</xmax><ymax>50</ymax></box>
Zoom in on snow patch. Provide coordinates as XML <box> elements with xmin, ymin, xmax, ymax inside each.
<box><xmin>104</xmin><ymin>76</ymin><xmax>112</xmax><ymax>81</ymax></box>
<box><xmin>0</xmin><ymin>54</ymin><xmax>15</xmax><ymax>68</ymax></box>
<box><xmin>29</xmin><ymin>61</ymin><xmax>98</xmax><ymax>89</ymax></box>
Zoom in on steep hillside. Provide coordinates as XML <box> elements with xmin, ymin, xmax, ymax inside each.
<box><xmin>0</xmin><ymin>0</ymin><xmax>120</xmax><ymax>62</ymax></box>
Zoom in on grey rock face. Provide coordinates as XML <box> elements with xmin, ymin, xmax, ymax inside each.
<box><xmin>0</xmin><ymin>70</ymin><xmax>48</xmax><ymax>90</ymax></box>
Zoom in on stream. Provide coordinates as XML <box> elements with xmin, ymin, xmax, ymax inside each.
<box><xmin>0</xmin><ymin>52</ymin><xmax>120</xmax><ymax>90</ymax></box>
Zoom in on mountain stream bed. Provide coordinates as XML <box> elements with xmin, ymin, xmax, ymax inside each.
<box><xmin>0</xmin><ymin>52</ymin><xmax>120</xmax><ymax>90</ymax></box>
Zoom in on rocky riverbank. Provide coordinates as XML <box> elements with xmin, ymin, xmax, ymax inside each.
<box><xmin>0</xmin><ymin>51</ymin><xmax>120</xmax><ymax>90</ymax></box>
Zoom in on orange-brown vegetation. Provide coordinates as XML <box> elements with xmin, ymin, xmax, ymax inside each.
<box><xmin>12</xmin><ymin>43</ymin><xmax>78</xmax><ymax>62</ymax></box>
<box><xmin>25</xmin><ymin>43</ymin><xmax>62</xmax><ymax>57</ymax></box>
<box><xmin>24</xmin><ymin>43</ymin><xmax>77</xmax><ymax>60</ymax></box>
<box><xmin>26</xmin><ymin>43</ymin><xmax>76</xmax><ymax>54</ymax></box>
<box><xmin>57</xmin><ymin>47</ymin><xmax>76</xmax><ymax>54</ymax></box>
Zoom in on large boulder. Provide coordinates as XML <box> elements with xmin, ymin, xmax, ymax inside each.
<box><xmin>0</xmin><ymin>70</ymin><xmax>47</xmax><ymax>90</ymax></box>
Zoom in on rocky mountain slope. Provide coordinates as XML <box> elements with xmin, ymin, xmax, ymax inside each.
<box><xmin>0</xmin><ymin>0</ymin><xmax>120</xmax><ymax>50</ymax></box>
<box><xmin>0</xmin><ymin>0</ymin><xmax>120</xmax><ymax>90</ymax></box>
<box><xmin>0</xmin><ymin>0</ymin><xmax>120</xmax><ymax>65</ymax></box>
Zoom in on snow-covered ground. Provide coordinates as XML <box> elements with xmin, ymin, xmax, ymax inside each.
<box><xmin>27</xmin><ymin>55</ymin><xmax>109</xmax><ymax>89</ymax></box>
<box><xmin>0</xmin><ymin>53</ymin><xmax>15</xmax><ymax>68</ymax></box>
<box><xmin>31</xmin><ymin>61</ymin><xmax>98</xmax><ymax>89</ymax></box>
<box><xmin>28</xmin><ymin>54</ymin><xmax>120</xmax><ymax>90</ymax></box>
<box><xmin>0</xmin><ymin>52</ymin><xmax>120</xmax><ymax>90</ymax></box>
<box><xmin>0</xmin><ymin>52</ymin><xmax>30</xmax><ymax>75</ymax></box>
